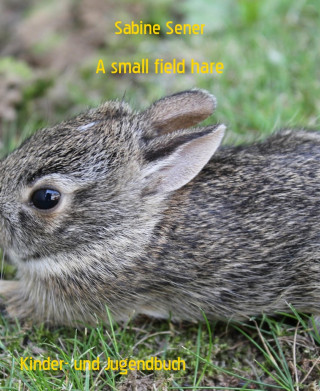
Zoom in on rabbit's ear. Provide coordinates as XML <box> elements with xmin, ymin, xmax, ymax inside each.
<box><xmin>142</xmin><ymin>124</ymin><xmax>225</xmax><ymax>194</ymax></box>
<box><xmin>141</xmin><ymin>89</ymin><xmax>216</xmax><ymax>138</ymax></box>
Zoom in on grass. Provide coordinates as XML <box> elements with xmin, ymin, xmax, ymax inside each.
<box><xmin>0</xmin><ymin>311</ymin><xmax>319</xmax><ymax>390</ymax></box>
<box><xmin>0</xmin><ymin>0</ymin><xmax>320</xmax><ymax>389</ymax></box>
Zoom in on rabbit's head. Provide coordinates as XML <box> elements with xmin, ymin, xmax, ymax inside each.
<box><xmin>0</xmin><ymin>90</ymin><xmax>225</xmax><ymax>276</ymax></box>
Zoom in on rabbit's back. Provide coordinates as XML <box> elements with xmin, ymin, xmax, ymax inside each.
<box><xmin>139</xmin><ymin>129</ymin><xmax>320</xmax><ymax>321</ymax></box>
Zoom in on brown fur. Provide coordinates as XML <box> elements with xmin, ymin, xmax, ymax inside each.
<box><xmin>0</xmin><ymin>89</ymin><xmax>319</xmax><ymax>326</ymax></box>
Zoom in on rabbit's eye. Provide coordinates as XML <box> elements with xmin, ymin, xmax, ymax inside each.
<box><xmin>31</xmin><ymin>189</ymin><xmax>61</xmax><ymax>210</ymax></box>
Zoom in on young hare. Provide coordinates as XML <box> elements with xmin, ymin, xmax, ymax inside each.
<box><xmin>0</xmin><ymin>89</ymin><xmax>319</xmax><ymax>326</ymax></box>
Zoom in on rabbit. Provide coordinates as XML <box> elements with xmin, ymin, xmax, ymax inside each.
<box><xmin>0</xmin><ymin>88</ymin><xmax>319</xmax><ymax>326</ymax></box>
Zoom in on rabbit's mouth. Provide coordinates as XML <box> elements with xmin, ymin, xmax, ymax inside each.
<box><xmin>0</xmin><ymin>223</ymin><xmax>6</xmax><ymax>249</ymax></box>
<box><xmin>1</xmin><ymin>249</ymin><xmax>15</xmax><ymax>265</ymax></box>
<box><xmin>2</xmin><ymin>249</ymin><xmax>33</xmax><ymax>269</ymax></box>
<box><xmin>3</xmin><ymin>245</ymin><xmax>41</xmax><ymax>265</ymax></box>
